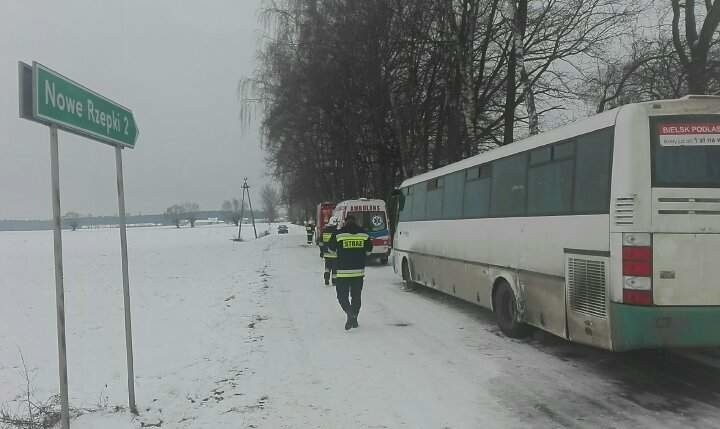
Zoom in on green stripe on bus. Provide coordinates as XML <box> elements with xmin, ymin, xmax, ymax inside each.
<box><xmin>611</xmin><ymin>303</ymin><xmax>720</xmax><ymax>351</ymax></box>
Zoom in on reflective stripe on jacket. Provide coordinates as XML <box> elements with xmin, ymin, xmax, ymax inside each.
<box><xmin>321</xmin><ymin>227</ymin><xmax>338</xmax><ymax>259</ymax></box>
<box><xmin>329</xmin><ymin>227</ymin><xmax>373</xmax><ymax>277</ymax></box>
<box><xmin>336</xmin><ymin>269</ymin><xmax>365</xmax><ymax>278</ymax></box>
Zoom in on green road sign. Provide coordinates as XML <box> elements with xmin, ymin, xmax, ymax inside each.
<box><xmin>32</xmin><ymin>62</ymin><xmax>139</xmax><ymax>148</ymax></box>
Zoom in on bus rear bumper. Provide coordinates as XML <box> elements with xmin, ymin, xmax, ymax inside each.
<box><xmin>611</xmin><ymin>303</ymin><xmax>720</xmax><ymax>351</ymax></box>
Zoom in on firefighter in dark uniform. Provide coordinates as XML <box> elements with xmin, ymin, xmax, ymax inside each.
<box><xmin>305</xmin><ymin>221</ymin><xmax>314</xmax><ymax>244</ymax></box>
<box><xmin>320</xmin><ymin>216</ymin><xmax>339</xmax><ymax>286</ymax></box>
<box><xmin>328</xmin><ymin>214</ymin><xmax>373</xmax><ymax>330</ymax></box>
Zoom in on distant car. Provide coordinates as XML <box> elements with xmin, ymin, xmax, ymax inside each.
<box><xmin>277</xmin><ymin>225</ymin><xmax>289</xmax><ymax>234</ymax></box>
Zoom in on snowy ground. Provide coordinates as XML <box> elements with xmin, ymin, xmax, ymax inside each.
<box><xmin>2</xmin><ymin>224</ymin><xmax>720</xmax><ymax>428</ymax></box>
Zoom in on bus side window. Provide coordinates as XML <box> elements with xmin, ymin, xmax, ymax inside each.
<box><xmin>426</xmin><ymin>178</ymin><xmax>444</xmax><ymax>219</ymax></box>
<box><xmin>574</xmin><ymin>128</ymin><xmax>613</xmax><ymax>214</ymax></box>
<box><xmin>443</xmin><ymin>171</ymin><xmax>465</xmax><ymax>219</ymax></box>
<box><xmin>490</xmin><ymin>153</ymin><xmax>528</xmax><ymax>217</ymax></box>
<box><xmin>399</xmin><ymin>186</ymin><xmax>414</xmax><ymax>221</ymax></box>
<box><xmin>463</xmin><ymin>166</ymin><xmax>491</xmax><ymax>218</ymax></box>
<box><xmin>412</xmin><ymin>184</ymin><xmax>427</xmax><ymax>221</ymax></box>
<box><xmin>527</xmin><ymin>142</ymin><xmax>574</xmax><ymax>216</ymax></box>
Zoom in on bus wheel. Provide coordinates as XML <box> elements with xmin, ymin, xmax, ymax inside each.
<box><xmin>493</xmin><ymin>281</ymin><xmax>529</xmax><ymax>338</ymax></box>
<box><xmin>380</xmin><ymin>256</ymin><xmax>389</xmax><ymax>265</ymax></box>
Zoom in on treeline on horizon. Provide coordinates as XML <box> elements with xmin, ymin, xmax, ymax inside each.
<box><xmin>0</xmin><ymin>210</ymin><xmax>277</xmax><ymax>232</ymax></box>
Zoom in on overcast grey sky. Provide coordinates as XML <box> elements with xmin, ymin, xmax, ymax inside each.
<box><xmin>1</xmin><ymin>0</ymin><xmax>267</xmax><ymax>219</ymax></box>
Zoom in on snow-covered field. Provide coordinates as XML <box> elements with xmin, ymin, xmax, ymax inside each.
<box><xmin>2</xmin><ymin>224</ymin><xmax>720</xmax><ymax>428</ymax></box>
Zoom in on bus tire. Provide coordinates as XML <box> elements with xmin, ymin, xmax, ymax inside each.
<box><xmin>493</xmin><ymin>281</ymin><xmax>529</xmax><ymax>339</ymax></box>
<box><xmin>380</xmin><ymin>256</ymin><xmax>389</xmax><ymax>265</ymax></box>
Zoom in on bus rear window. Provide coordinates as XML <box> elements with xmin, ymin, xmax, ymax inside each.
<box><xmin>652</xmin><ymin>115</ymin><xmax>720</xmax><ymax>188</ymax></box>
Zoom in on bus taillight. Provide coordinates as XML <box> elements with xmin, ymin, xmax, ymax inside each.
<box><xmin>622</xmin><ymin>233</ymin><xmax>653</xmax><ymax>306</ymax></box>
<box><xmin>622</xmin><ymin>246</ymin><xmax>652</xmax><ymax>276</ymax></box>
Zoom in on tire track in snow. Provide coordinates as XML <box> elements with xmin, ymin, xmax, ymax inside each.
<box><xmin>379</xmin><ymin>277</ymin><xmax>720</xmax><ymax>428</ymax></box>
<box><xmin>141</xmin><ymin>229</ymin><xmax>720</xmax><ymax>429</ymax></box>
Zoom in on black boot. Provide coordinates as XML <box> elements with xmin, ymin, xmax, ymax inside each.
<box><xmin>351</xmin><ymin>313</ymin><xmax>359</xmax><ymax>328</ymax></box>
<box><xmin>324</xmin><ymin>272</ymin><xmax>330</xmax><ymax>285</ymax></box>
<box><xmin>344</xmin><ymin>312</ymin><xmax>353</xmax><ymax>330</ymax></box>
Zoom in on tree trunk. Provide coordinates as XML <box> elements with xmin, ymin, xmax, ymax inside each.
<box><xmin>688</xmin><ymin>54</ymin><xmax>708</xmax><ymax>94</ymax></box>
<box><xmin>519</xmin><ymin>64</ymin><xmax>538</xmax><ymax>135</ymax></box>
<box><xmin>671</xmin><ymin>0</ymin><xmax>720</xmax><ymax>94</ymax></box>
<box><xmin>503</xmin><ymin>37</ymin><xmax>517</xmax><ymax>145</ymax></box>
<box><xmin>507</xmin><ymin>0</ymin><xmax>537</xmax><ymax>136</ymax></box>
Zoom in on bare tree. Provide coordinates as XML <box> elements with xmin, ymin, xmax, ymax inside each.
<box><xmin>63</xmin><ymin>212</ymin><xmax>80</xmax><ymax>231</ymax></box>
<box><xmin>246</xmin><ymin>0</ymin><xmax>642</xmax><ymax>212</ymax></box>
<box><xmin>261</xmin><ymin>184</ymin><xmax>280</xmax><ymax>224</ymax></box>
<box><xmin>505</xmin><ymin>0</ymin><xmax>538</xmax><ymax>137</ymax></box>
<box><xmin>165</xmin><ymin>204</ymin><xmax>185</xmax><ymax>228</ymax></box>
<box><xmin>570</xmin><ymin>0</ymin><xmax>720</xmax><ymax>113</ymax></box>
<box><xmin>671</xmin><ymin>0</ymin><xmax>720</xmax><ymax>94</ymax></box>
<box><xmin>578</xmin><ymin>37</ymin><xmax>683</xmax><ymax>113</ymax></box>
<box><xmin>182</xmin><ymin>202</ymin><xmax>201</xmax><ymax>227</ymax></box>
<box><xmin>231</xmin><ymin>198</ymin><xmax>243</xmax><ymax>226</ymax></box>
<box><xmin>222</xmin><ymin>199</ymin><xmax>245</xmax><ymax>225</ymax></box>
<box><xmin>221</xmin><ymin>200</ymin><xmax>233</xmax><ymax>224</ymax></box>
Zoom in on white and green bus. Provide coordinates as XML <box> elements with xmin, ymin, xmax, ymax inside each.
<box><xmin>391</xmin><ymin>96</ymin><xmax>720</xmax><ymax>351</ymax></box>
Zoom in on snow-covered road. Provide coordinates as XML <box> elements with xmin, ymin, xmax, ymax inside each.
<box><xmin>2</xmin><ymin>225</ymin><xmax>720</xmax><ymax>428</ymax></box>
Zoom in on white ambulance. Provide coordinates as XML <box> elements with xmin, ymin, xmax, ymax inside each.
<box><xmin>332</xmin><ymin>198</ymin><xmax>391</xmax><ymax>264</ymax></box>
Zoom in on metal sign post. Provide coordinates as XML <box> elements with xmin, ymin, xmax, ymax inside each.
<box><xmin>19</xmin><ymin>61</ymin><xmax>140</xmax><ymax>425</ymax></box>
<box><xmin>115</xmin><ymin>146</ymin><xmax>137</xmax><ymax>414</ymax></box>
<box><xmin>50</xmin><ymin>125</ymin><xmax>71</xmax><ymax>429</ymax></box>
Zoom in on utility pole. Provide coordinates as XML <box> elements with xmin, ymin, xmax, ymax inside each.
<box><xmin>236</xmin><ymin>178</ymin><xmax>258</xmax><ymax>240</ymax></box>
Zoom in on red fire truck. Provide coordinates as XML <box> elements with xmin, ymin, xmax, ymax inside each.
<box><xmin>315</xmin><ymin>202</ymin><xmax>336</xmax><ymax>244</ymax></box>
